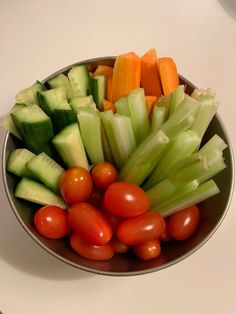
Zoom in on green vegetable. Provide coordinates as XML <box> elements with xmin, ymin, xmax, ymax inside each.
<box><xmin>151</xmin><ymin>106</ymin><xmax>166</xmax><ymax>132</ymax></box>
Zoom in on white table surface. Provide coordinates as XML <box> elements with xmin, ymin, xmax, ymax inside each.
<box><xmin>0</xmin><ymin>1</ymin><xmax>235</xmax><ymax>313</ymax></box>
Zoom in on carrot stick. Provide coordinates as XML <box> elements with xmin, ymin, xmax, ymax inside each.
<box><xmin>94</xmin><ymin>65</ymin><xmax>113</xmax><ymax>101</ymax></box>
<box><xmin>102</xmin><ymin>100</ymin><xmax>116</xmax><ymax>113</ymax></box>
<box><xmin>141</xmin><ymin>49</ymin><xmax>162</xmax><ymax>98</ymax></box>
<box><xmin>158</xmin><ymin>57</ymin><xmax>179</xmax><ymax>95</ymax></box>
<box><xmin>145</xmin><ymin>95</ymin><xmax>157</xmax><ymax>117</ymax></box>
<box><xmin>111</xmin><ymin>52</ymin><xmax>141</xmax><ymax>102</ymax></box>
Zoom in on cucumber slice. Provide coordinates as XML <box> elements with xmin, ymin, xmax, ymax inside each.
<box><xmin>11</xmin><ymin>104</ymin><xmax>54</xmax><ymax>155</ymax></box>
<box><xmin>15</xmin><ymin>177</ymin><xmax>68</xmax><ymax>209</ymax></box>
<box><xmin>90</xmin><ymin>75</ymin><xmax>106</xmax><ymax>110</ymax></box>
<box><xmin>68</xmin><ymin>65</ymin><xmax>90</xmax><ymax>97</ymax></box>
<box><xmin>7</xmin><ymin>148</ymin><xmax>36</xmax><ymax>178</ymax></box>
<box><xmin>47</xmin><ymin>73</ymin><xmax>75</xmax><ymax>100</ymax></box>
<box><xmin>70</xmin><ymin>96</ymin><xmax>96</xmax><ymax>114</ymax></box>
<box><xmin>26</xmin><ymin>152</ymin><xmax>64</xmax><ymax>193</ymax></box>
<box><xmin>52</xmin><ymin>123</ymin><xmax>89</xmax><ymax>170</ymax></box>
<box><xmin>15</xmin><ymin>81</ymin><xmax>46</xmax><ymax>105</ymax></box>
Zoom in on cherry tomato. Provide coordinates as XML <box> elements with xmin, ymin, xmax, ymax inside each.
<box><xmin>68</xmin><ymin>202</ymin><xmax>112</xmax><ymax>245</ymax></box>
<box><xmin>169</xmin><ymin>205</ymin><xmax>200</xmax><ymax>241</ymax></box>
<box><xmin>100</xmin><ymin>199</ymin><xmax>123</xmax><ymax>232</ymax></box>
<box><xmin>103</xmin><ymin>181</ymin><xmax>150</xmax><ymax>218</ymax></box>
<box><xmin>159</xmin><ymin>218</ymin><xmax>172</xmax><ymax>242</ymax></box>
<box><xmin>70</xmin><ymin>233</ymin><xmax>114</xmax><ymax>261</ymax></box>
<box><xmin>60</xmin><ymin>167</ymin><xmax>93</xmax><ymax>205</ymax></box>
<box><xmin>88</xmin><ymin>186</ymin><xmax>104</xmax><ymax>207</ymax></box>
<box><xmin>117</xmin><ymin>211</ymin><xmax>165</xmax><ymax>245</ymax></box>
<box><xmin>111</xmin><ymin>238</ymin><xmax>129</xmax><ymax>254</ymax></box>
<box><xmin>133</xmin><ymin>240</ymin><xmax>161</xmax><ymax>261</ymax></box>
<box><xmin>34</xmin><ymin>205</ymin><xmax>70</xmax><ymax>239</ymax></box>
<box><xmin>91</xmin><ymin>162</ymin><xmax>118</xmax><ymax>190</ymax></box>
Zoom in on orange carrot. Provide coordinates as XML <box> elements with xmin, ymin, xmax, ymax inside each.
<box><xmin>94</xmin><ymin>65</ymin><xmax>113</xmax><ymax>101</ymax></box>
<box><xmin>158</xmin><ymin>57</ymin><xmax>179</xmax><ymax>95</ymax></box>
<box><xmin>145</xmin><ymin>95</ymin><xmax>157</xmax><ymax>117</ymax></box>
<box><xmin>111</xmin><ymin>52</ymin><xmax>141</xmax><ymax>102</ymax></box>
<box><xmin>102</xmin><ymin>100</ymin><xmax>116</xmax><ymax>113</ymax></box>
<box><xmin>141</xmin><ymin>49</ymin><xmax>162</xmax><ymax>98</ymax></box>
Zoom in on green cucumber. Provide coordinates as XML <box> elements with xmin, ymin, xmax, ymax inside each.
<box><xmin>26</xmin><ymin>152</ymin><xmax>64</xmax><ymax>193</ymax></box>
<box><xmin>11</xmin><ymin>104</ymin><xmax>54</xmax><ymax>155</ymax></box>
<box><xmin>52</xmin><ymin>123</ymin><xmax>89</xmax><ymax>170</ymax></box>
<box><xmin>7</xmin><ymin>148</ymin><xmax>36</xmax><ymax>178</ymax></box>
<box><xmin>90</xmin><ymin>75</ymin><xmax>106</xmax><ymax>110</ymax></box>
<box><xmin>70</xmin><ymin>96</ymin><xmax>96</xmax><ymax>114</ymax></box>
<box><xmin>47</xmin><ymin>73</ymin><xmax>75</xmax><ymax>99</ymax></box>
<box><xmin>68</xmin><ymin>65</ymin><xmax>90</xmax><ymax>97</ymax></box>
<box><xmin>15</xmin><ymin>177</ymin><xmax>67</xmax><ymax>209</ymax></box>
<box><xmin>15</xmin><ymin>81</ymin><xmax>46</xmax><ymax>105</ymax></box>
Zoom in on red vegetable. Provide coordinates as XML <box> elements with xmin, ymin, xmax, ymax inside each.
<box><xmin>91</xmin><ymin>162</ymin><xmax>118</xmax><ymax>190</ymax></box>
<box><xmin>133</xmin><ymin>239</ymin><xmax>161</xmax><ymax>261</ymax></box>
<box><xmin>111</xmin><ymin>238</ymin><xmax>129</xmax><ymax>254</ymax></box>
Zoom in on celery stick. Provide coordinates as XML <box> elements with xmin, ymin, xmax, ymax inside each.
<box><xmin>70</xmin><ymin>96</ymin><xmax>96</xmax><ymax>113</ymax></box>
<box><xmin>197</xmin><ymin>159</ymin><xmax>226</xmax><ymax>183</ymax></box>
<box><xmin>111</xmin><ymin>113</ymin><xmax>136</xmax><ymax>167</ymax></box>
<box><xmin>127</xmin><ymin>88</ymin><xmax>151</xmax><ymax>144</ymax></box>
<box><xmin>191</xmin><ymin>88</ymin><xmax>215</xmax><ymax>100</ymax></box>
<box><xmin>101</xmin><ymin>124</ymin><xmax>114</xmax><ymax>164</ymax></box>
<box><xmin>143</xmin><ymin>130</ymin><xmax>201</xmax><ymax>190</ymax></box>
<box><xmin>119</xmin><ymin>130</ymin><xmax>169</xmax><ymax>185</ymax></box>
<box><xmin>77</xmin><ymin>108</ymin><xmax>104</xmax><ymax>165</ymax></box>
<box><xmin>151</xmin><ymin>106</ymin><xmax>166</xmax><ymax>132</ymax></box>
<box><xmin>146</xmin><ymin>178</ymin><xmax>177</xmax><ymax>205</ymax></box>
<box><xmin>153</xmin><ymin>180</ymin><xmax>220</xmax><ymax>217</ymax></box>
<box><xmin>157</xmin><ymin>94</ymin><xmax>171</xmax><ymax>120</ymax></box>
<box><xmin>115</xmin><ymin>97</ymin><xmax>130</xmax><ymax>116</ymax></box>
<box><xmin>169</xmin><ymin>85</ymin><xmax>185</xmax><ymax>117</ymax></box>
<box><xmin>199</xmin><ymin>134</ymin><xmax>227</xmax><ymax>155</ymax></box>
<box><xmin>152</xmin><ymin>180</ymin><xmax>199</xmax><ymax>211</ymax></box>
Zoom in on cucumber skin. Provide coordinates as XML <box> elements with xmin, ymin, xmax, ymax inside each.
<box><xmin>68</xmin><ymin>65</ymin><xmax>90</xmax><ymax>97</ymax></box>
<box><xmin>90</xmin><ymin>75</ymin><xmax>106</xmax><ymax>110</ymax></box>
<box><xmin>7</xmin><ymin>148</ymin><xmax>36</xmax><ymax>178</ymax></box>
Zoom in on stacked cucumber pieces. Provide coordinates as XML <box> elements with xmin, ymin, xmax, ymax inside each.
<box><xmin>2</xmin><ymin>63</ymin><xmax>227</xmax><ymax>217</ymax></box>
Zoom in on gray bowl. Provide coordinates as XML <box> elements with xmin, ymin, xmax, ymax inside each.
<box><xmin>2</xmin><ymin>57</ymin><xmax>235</xmax><ymax>276</ymax></box>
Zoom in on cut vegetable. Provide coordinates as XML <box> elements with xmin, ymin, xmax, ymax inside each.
<box><xmin>90</xmin><ymin>75</ymin><xmax>106</xmax><ymax>110</ymax></box>
<box><xmin>26</xmin><ymin>152</ymin><xmax>64</xmax><ymax>193</ymax></box>
<box><xmin>68</xmin><ymin>64</ymin><xmax>90</xmax><ymax>97</ymax></box>
<box><xmin>151</xmin><ymin>106</ymin><xmax>166</xmax><ymax>132</ymax></box>
<box><xmin>146</xmin><ymin>178</ymin><xmax>177</xmax><ymax>204</ymax></box>
<box><xmin>47</xmin><ymin>73</ymin><xmax>75</xmax><ymax>99</ymax></box>
<box><xmin>70</xmin><ymin>95</ymin><xmax>96</xmax><ymax>113</ymax></box>
<box><xmin>52</xmin><ymin>123</ymin><xmax>89</xmax><ymax>170</ymax></box>
<box><xmin>102</xmin><ymin>100</ymin><xmax>116</xmax><ymax>112</ymax></box>
<box><xmin>15</xmin><ymin>177</ymin><xmax>68</xmax><ymax>209</ymax></box>
<box><xmin>112</xmin><ymin>52</ymin><xmax>141</xmax><ymax>102</ymax></box>
<box><xmin>94</xmin><ymin>65</ymin><xmax>113</xmax><ymax>101</ymax></box>
<box><xmin>168</xmin><ymin>85</ymin><xmax>185</xmax><ymax>117</ymax></box>
<box><xmin>115</xmin><ymin>96</ymin><xmax>129</xmax><ymax>116</ymax></box>
<box><xmin>145</xmin><ymin>95</ymin><xmax>158</xmax><ymax>117</ymax></box>
<box><xmin>7</xmin><ymin>148</ymin><xmax>35</xmax><ymax>178</ymax></box>
<box><xmin>158</xmin><ymin>57</ymin><xmax>179</xmax><ymax>95</ymax></box>
<box><xmin>15</xmin><ymin>81</ymin><xmax>46</xmax><ymax>105</ymax></box>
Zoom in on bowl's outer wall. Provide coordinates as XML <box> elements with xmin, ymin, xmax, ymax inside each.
<box><xmin>2</xmin><ymin>58</ymin><xmax>234</xmax><ymax>276</ymax></box>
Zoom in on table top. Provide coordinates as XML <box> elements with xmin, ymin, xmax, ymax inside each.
<box><xmin>0</xmin><ymin>1</ymin><xmax>235</xmax><ymax>313</ymax></box>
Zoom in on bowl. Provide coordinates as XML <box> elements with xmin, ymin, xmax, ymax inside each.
<box><xmin>2</xmin><ymin>57</ymin><xmax>235</xmax><ymax>276</ymax></box>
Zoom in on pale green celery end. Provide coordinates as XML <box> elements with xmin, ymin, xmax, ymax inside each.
<box><xmin>191</xmin><ymin>88</ymin><xmax>215</xmax><ymax>100</ymax></box>
<box><xmin>154</xmin><ymin>180</ymin><xmax>220</xmax><ymax>217</ymax></box>
<box><xmin>198</xmin><ymin>160</ymin><xmax>227</xmax><ymax>184</ymax></box>
<box><xmin>144</xmin><ymin>130</ymin><xmax>201</xmax><ymax>189</ymax></box>
<box><xmin>151</xmin><ymin>106</ymin><xmax>166</xmax><ymax>132</ymax></box>
<box><xmin>111</xmin><ymin>114</ymin><xmax>136</xmax><ymax>167</ymax></box>
<box><xmin>170</xmin><ymin>160</ymin><xmax>206</xmax><ymax>185</ymax></box>
<box><xmin>119</xmin><ymin>130</ymin><xmax>169</xmax><ymax>185</ymax></box>
<box><xmin>146</xmin><ymin>178</ymin><xmax>177</xmax><ymax>206</ymax></box>
<box><xmin>127</xmin><ymin>88</ymin><xmax>151</xmax><ymax>145</ymax></box>
<box><xmin>101</xmin><ymin>124</ymin><xmax>115</xmax><ymax>164</ymax></box>
<box><xmin>77</xmin><ymin>110</ymin><xmax>104</xmax><ymax>165</ymax></box>
<box><xmin>157</xmin><ymin>94</ymin><xmax>171</xmax><ymax>120</ymax></box>
<box><xmin>199</xmin><ymin>134</ymin><xmax>227</xmax><ymax>155</ymax></box>
<box><xmin>168</xmin><ymin>85</ymin><xmax>185</xmax><ymax>117</ymax></box>
<box><xmin>115</xmin><ymin>97</ymin><xmax>130</xmax><ymax>116</ymax></box>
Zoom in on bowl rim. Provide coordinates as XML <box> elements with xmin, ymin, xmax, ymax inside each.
<box><xmin>1</xmin><ymin>57</ymin><xmax>235</xmax><ymax>276</ymax></box>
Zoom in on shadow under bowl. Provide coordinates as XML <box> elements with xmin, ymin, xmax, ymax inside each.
<box><xmin>2</xmin><ymin>57</ymin><xmax>235</xmax><ymax>276</ymax></box>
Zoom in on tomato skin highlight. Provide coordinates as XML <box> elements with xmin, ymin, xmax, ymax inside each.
<box><xmin>117</xmin><ymin>211</ymin><xmax>165</xmax><ymax>245</ymax></box>
<box><xmin>70</xmin><ymin>233</ymin><xmax>114</xmax><ymax>261</ymax></box>
<box><xmin>34</xmin><ymin>205</ymin><xmax>70</xmax><ymax>239</ymax></box>
<box><xmin>91</xmin><ymin>162</ymin><xmax>118</xmax><ymax>190</ymax></box>
<box><xmin>68</xmin><ymin>202</ymin><xmax>113</xmax><ymax>246</ymax></box>
<box><xmin>133</xmin><ymin>239</ymin><xmax>161</xmax><ymax>261</ymax></box>
<box><xmin>60</xmin><ymin>167</ymin><xmax>93</xmax><ymax>205</ymax></box>
<box><xmin>169</xmin><ymin>205</ymin><xmax>200</xmax><ymax>241</ymax></box>
<box><xmin>103</xmin><ymin>181</ymin><xmax>150</xmax><ymax>218</ymax></box>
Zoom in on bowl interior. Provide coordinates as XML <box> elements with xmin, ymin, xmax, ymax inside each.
<box><xmin>2</xmin><ymin>58</ymin><xmax>234</xmax><ymax>276</ymax></box>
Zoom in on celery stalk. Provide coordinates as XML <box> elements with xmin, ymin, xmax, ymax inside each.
<box><xmin>77</xmin><ymin>108</ymin><xmax>104</xmax><ymax>165</ymax></box>
<box><xmin>151</xmin><ymin>106</ymin><xmax>166</xmax><ymax>132</ymax></box>
<box><xmin>146</xmin><ymin>178</ymin><xmax>177</xmax><ymax>205</ymax></box>
<box><xmin>143</xmin><ymin>130</ymin><xmax>201</xmax><ymax>190</ymax></box>
<box><xmin>153</xmin><ymin>180</ymin><xmax>220</xmax><ymax>217</ymax></box>
<box><xmin>157</xmin><ymin>94</ymin><xmax>171</xmax><ymax>120</ymax></box>
<box><xmin>101</xmin><ymin>124</ymin><xmax>114</xmax><ymax>164</ymax></box>
<box><xmin>119</xmin><ymin>130</ymin><xmax>169</xmax><ymax>185</ymax></box>
<box><xmin>115</xmin><ymin>97</ymin><xmax>130</xmax><ymax>116</ymax></box>
<box><xmin>70</xmin><ymin>96</ymin><xmax>96</xmax><ymax>113</ymax></box>
<box><xmin>169</xmin><ymin>85</ymin><xmax>185</xmax><ymax>117</ymax></box>
<box><xmin>191</xmin><ymin>88</ymin><xmax>215</xmax><ymax>100</ymax></box>
<box><xmin>199</xmin><ymin>134</ymin><xmax>227</xmax><ymax>155</ymax></box>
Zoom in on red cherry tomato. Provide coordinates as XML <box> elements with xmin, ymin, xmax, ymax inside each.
<box><xmin>70</xmin><ymin>233</ymin><xmax>114</xmax><ymax>261</ymax></box>
<box><xmin>169</xmin><ymin>205</ymin><xmax>200</xmax><ymax>241</ymax></box>
<box><xmin>111</xmin><ymin>238</ymin><xmax>129</xmax><ymax>254</ymax></box>
<box><xmin>91</xmin><ymin>162</ymin><xmax>118</xmax><ymax>190</ymax></box>
<box><xmin>88</xmin><ymin>186</ymin><xmax>104</xmax><ymax>207</ymax></box>
<box><xmin>133</xmin><ymin>240</ymin><xmax>161</xmax><ymax>261</ymax></box>
<box><xmin>60</xmin><ymin>167</ymin><xmax>93</xmax><ymax>205</ymax></box>
<box><xmin>68</xmin><ymin>202</ymin><xmax>112</xmax><ymax>245</ymax></box>
<box><xmin>100</xmin><ymin>199</ymin><xmax>123</xmax><ymax>232</ymax></box>
<box><xmin>34</xmin><ymin>205</ymin><xmax>70</xmax><ymax>239</ymax></box>
<box><xmin>103</xmin><ymin>181</ymin><xmax>150</xmax><ymax>218</ymax></box>
<box><xmin>159</xmin><ymin>218</ymin><xmax>172</xmax><ymax>242</ymax></box>
<box><xmin>117</xmin><ymin>211</ymin><xmax>165</xmax><ymax>245</ymax></box>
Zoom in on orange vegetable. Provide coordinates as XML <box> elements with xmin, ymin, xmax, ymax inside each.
<box><xmin>102</xmin><ymin>100</ymin><xmax>116</xmax><ymax>113</ymax></box>
<box><xmin>141</xmin><ymin>49</ymin><xmax>162</xmax><ymax>98</ymax></box>
<box><xmin>111</xmin><ymin>52</ymin><xmax>141</xmax><ymax>102</ymax></box>
<box><xmin>145</xmin><ymin>95</ymin><xmax>157</xmax><ymax>117</ymax></box>
<box><xmin>158</xmin><ymin>57</ymin><xmax>179</xmax><ymax>95</ymax></box>
<box><xmin>94</xmin><ymin>65</ymin><xmax>113</xmax><ymax>102</ymax></box>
